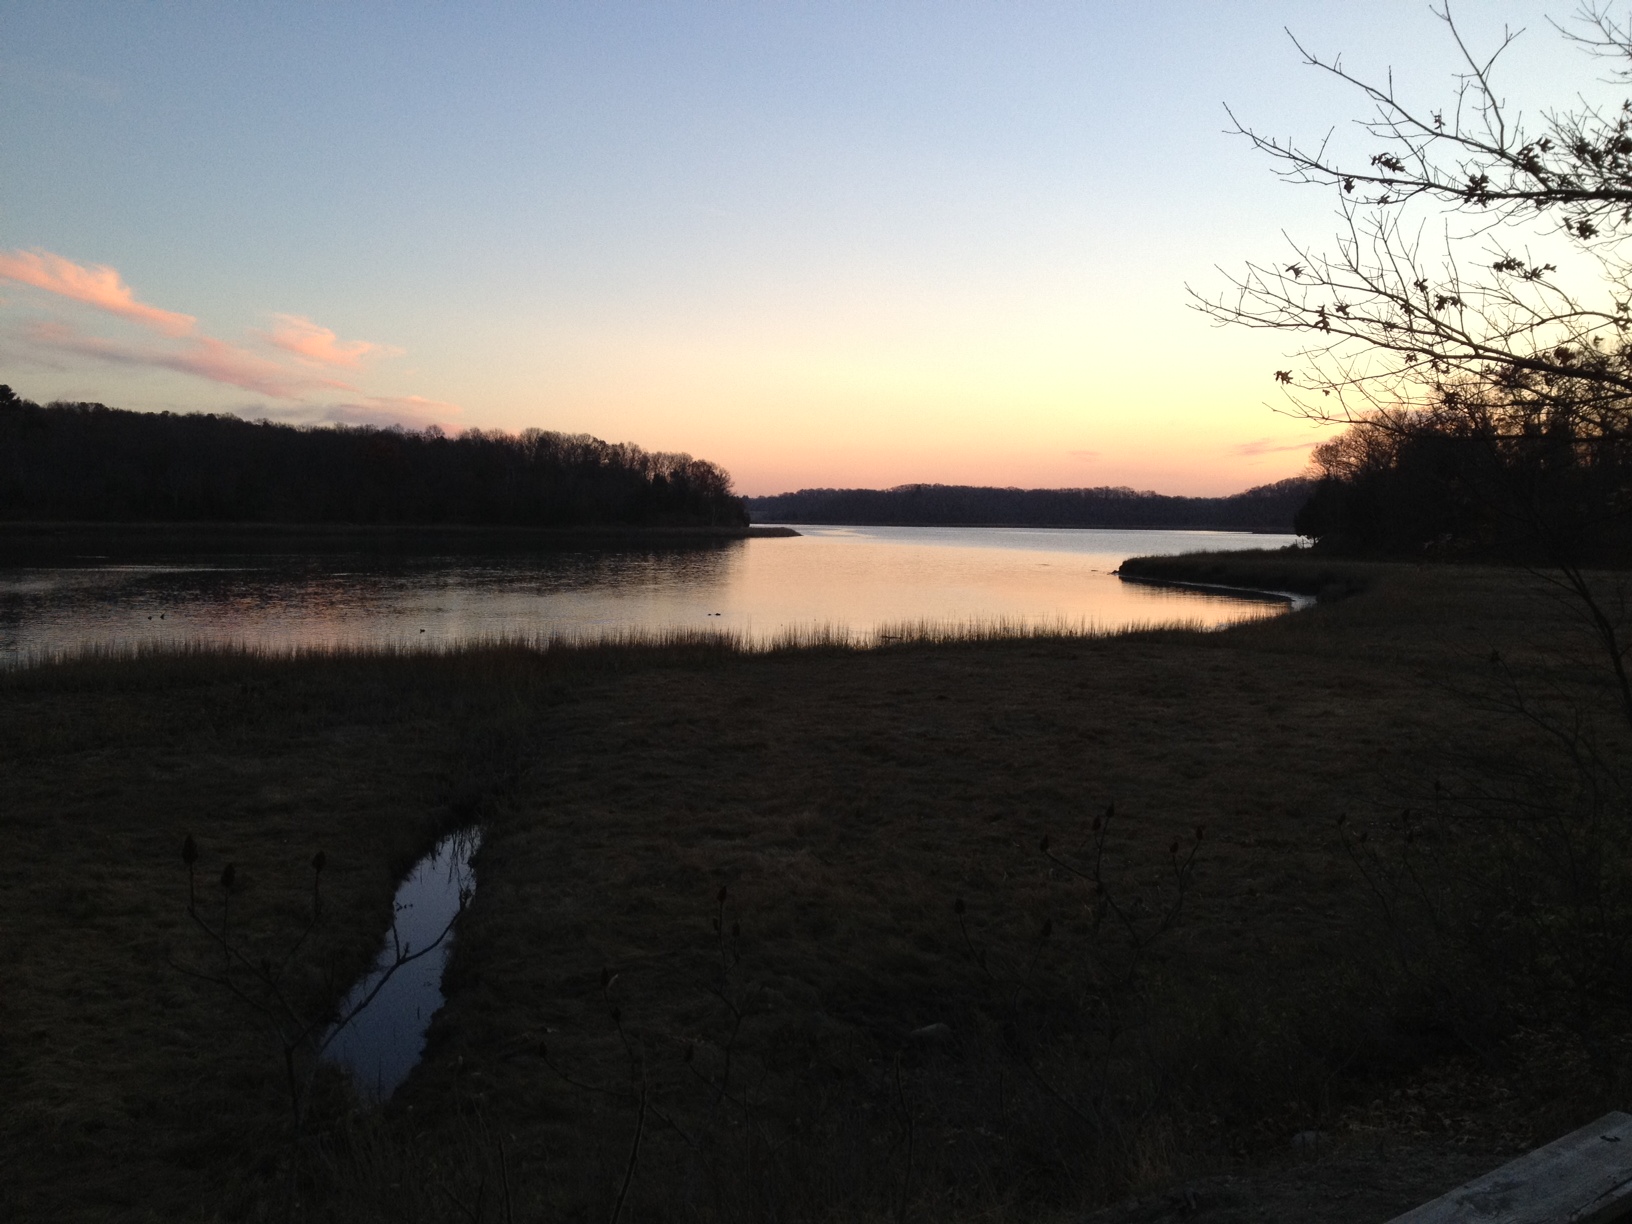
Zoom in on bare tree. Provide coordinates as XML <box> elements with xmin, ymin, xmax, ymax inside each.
<box><xmin>1198</xmin><ymin>5</ymin><xmax>1632</xmax><ymax>725</ymax></box>
<box><xmin>1201</xmin><ymin>10</ymin><xmax>1632</xmax><ymax>1062</ymax></box>
<box><xmin>1196</xmin><ymin>4</ymin><xmax>1632</xmax><ymax>427</ymax></box>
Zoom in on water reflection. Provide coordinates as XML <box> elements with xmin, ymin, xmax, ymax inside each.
<box><xmin>324</xmin><ymin>828</ymin><xmax>480</xmax><ymax>1101</ymax></box>
<box><xmin>0</xmin><ymin>527</ymin><xmax>1299</xmax><ymax>664</ymax></box>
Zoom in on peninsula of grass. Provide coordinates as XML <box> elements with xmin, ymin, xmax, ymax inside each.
<box><xmin>3</xmin><ymin>553</ymin><xmax>1624</xmax><ymax>1222</ymax></box>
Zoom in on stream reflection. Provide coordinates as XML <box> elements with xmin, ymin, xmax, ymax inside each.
<box><xmin>324</xmin><ymin>829</ymin><xmax>480</xmax><ymax>1101</ymax></box>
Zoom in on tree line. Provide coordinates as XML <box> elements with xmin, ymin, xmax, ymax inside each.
<box><xmin>1295</xmin><ymin>391</ymin><xmax>1632</xmax><ymax>562</ymax></box>
<box><xmin>746</xmin><ymin>478</ymin><xmax>1313</xmax><ymax>533</ymax></box>
<box><xmin>0</xmin><ymin>388</ymin><xmax>748</xmax><ymax>529</ymax></box>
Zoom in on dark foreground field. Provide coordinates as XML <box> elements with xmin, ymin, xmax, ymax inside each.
<box><xmin>4</xmin><ymin>555</ymin><xmax>1628</xmax><ymax>1222</ymax></box>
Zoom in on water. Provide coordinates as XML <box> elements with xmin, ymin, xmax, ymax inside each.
<box><xmin>324</xmin><ymin>829</ymin><xmax>480</xmax><ymax>1101</ymax></box>
<box><xmin>0</xmin><ymin>526</ymin><xmax>1299</xmax><ymax>664</ymax></box>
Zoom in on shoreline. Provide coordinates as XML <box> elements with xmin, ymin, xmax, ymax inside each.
<box><xmin>1115</xmin><ymin>570</ymin><xmax>1317</xmax><ymax>611</ymax></box>
<box><xmin>1116</xmin><ymin>548</ymin><xmax>1375</xmax><ymax>602</ymax></box>
<box><xmin>750</xmin><ymin>517</ymin><xmax>1295</xmax><ymax>533</ymax></box>
<box><xmin>0</xmin><ymin>519</ymin><xmax>799</xmax><ymax>561</ymax></box>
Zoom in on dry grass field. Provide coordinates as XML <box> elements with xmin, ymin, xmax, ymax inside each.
<box><xmin>3</xmin><ymin>553</ymin><xmax>1626</xmax><ymax>1222</ymax></box>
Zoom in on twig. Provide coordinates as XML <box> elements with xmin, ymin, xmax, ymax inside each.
<box><xmin>609</xmin><ymin>1082</ymin><xmax>648</xmax><ymax>1224</ymax></box>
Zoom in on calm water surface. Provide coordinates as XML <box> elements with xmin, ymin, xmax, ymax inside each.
<box><xmin>324</xmin><ymin>829</ymin><xmax>479</xmax><ymax>1100</ymax></box>
<box><xmin>0</xmin><ymin>525</ymin><xmax>1299</xmax><ymax>663</ymax></box>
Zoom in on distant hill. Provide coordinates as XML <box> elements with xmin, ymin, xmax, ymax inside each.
<box><xmin>0</xmin><ymin>387</ymin><xmax>748</xmax><ymax>529</ymax></box>
<box><xmin>746</xmin><ymin>478</ymin><xmax>1313</xmax><ymax>533</ymax></box>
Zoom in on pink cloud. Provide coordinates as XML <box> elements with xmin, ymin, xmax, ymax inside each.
<box><xmin>5</xmin><ymin>266</ymin><xmax>442</xmax><ymax>414</ymax></box>
<box><xmin>0</xmin><ymin>248</ymin><xmax>196</xmax><ymax>337</ymax></box>
<box><xmin>264</xmin><ymin>313</ymin><xmax>400</xmax><ymax>368</ymax></box>
<box><xmin>26</xmin><ymin>321</ymin><xmax>351</xmax><ymax>399</ymax></box>
<box><xmin>1232</xmin><ymin>437</ymin><xmax>1317</xmax><ymax>457</ymax></box>
<box><xmin>180</xmin><ymin>335</ymin><xmax>353</xmax><ymax>398</ymax></box>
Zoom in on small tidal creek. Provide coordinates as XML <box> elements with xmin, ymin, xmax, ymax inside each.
<box><xmin>324</xmin><ymin>828</ymin><xmax>480</xmax><ymax>1100</ymax></box>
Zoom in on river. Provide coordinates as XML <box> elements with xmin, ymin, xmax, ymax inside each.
<box><xmin>0</xmin><ymin>525</ymin><xmax>1299</xmax><ymax>665</ymax></box>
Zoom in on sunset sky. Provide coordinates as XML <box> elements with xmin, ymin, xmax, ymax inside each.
<box><xmin>0</xmin><ymin>2</ymin><xmax>1589</xmax><ymax>495</ymax></box>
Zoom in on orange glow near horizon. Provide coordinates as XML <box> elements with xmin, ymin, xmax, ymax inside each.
<box><xmin>455</xmin><ymin>309</ymin><xmax>1334</xmax><ymax>497</ymax></box>
<box><xmin>0</xmin><ymin>240</ymin><xmax>1328</xmax><ymax>496</ymax></box>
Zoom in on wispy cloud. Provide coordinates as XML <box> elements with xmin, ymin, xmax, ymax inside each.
<box><xmin>0</xmin><ymin>248</ymin><xmax>196</xmax><ymax>337</ymax></box>
<box><xmin>27</xmin><ymin>321</ymin><xmax>350</xmax><ymax>399</ymax></box>
<box><xmin>316</xmin><ymin>394</ymin><xmax>462</xmax><ymax>429</ymax></box>
<box><xmin>180</xmin><ymin>336</ymin><xmax>352</xmax><ymax>398</ymax></box>
<box><xmin>1067</xmin><ymin>448</ymin><xmax>1099</xmax><ymax>461</ymax></box>
<box><xmin>2</xmin><ymin>247</ymin><xmax>450</xmax><ymax>417</ymax></box>
<box><xmin>263</xmin><ymin>313</ymin><xmax>401</xmax><ymax>369</ymax></box>
<box><xmin>1231</xmin><ymin>437</ymin><xmax>1317</xmax><ymax>457</ymax></box>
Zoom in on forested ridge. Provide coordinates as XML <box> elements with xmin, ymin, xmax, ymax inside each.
<box><xmin>0</xmin><ymin>387</ymin><xmax>748</xmax><ymax>528</ymax></box>
<box><xmin>746</xmin><ymin>478</ymin><xmax>1312</xmax><ymax>532</ymax></box>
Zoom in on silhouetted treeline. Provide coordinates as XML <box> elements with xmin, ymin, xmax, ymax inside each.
<box><xmin>0</xmin><ymin>387</ymin><xmax>748</xmax><ymax>528</ymax></box>
<box><xmin>747</xmin><ymin>478</ymin><xmax>1313</xmax><ymax>533</ymax></box>
<box><xmin>1295</xmin><ymin>394</ymin><xmax>1632</xmax><ymax>562</ymax></box>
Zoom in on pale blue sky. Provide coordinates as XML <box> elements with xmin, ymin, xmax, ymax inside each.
<box><xmin>0</xmin><ymin>2</ymin><xmax>1595</xmax><ymax>493</ymax></box>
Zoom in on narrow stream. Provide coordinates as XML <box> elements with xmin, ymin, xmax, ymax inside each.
<box><xmin>324</xmin><ymin>828</ymin><xmax>480</xmax><ymax>1100</ymax></box>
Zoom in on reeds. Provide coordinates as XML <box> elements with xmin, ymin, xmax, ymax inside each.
<box><xmin>5</xmin><ymin>611</ymin><xmax>1259</xmax><ymax>676</ymax></box>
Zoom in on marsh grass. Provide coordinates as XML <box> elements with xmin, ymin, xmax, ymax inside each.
<box><xmin>1</xmin><ymin>554</ymin><xmax>1615</xmax><ymax>1221</ymax></box>
<box><xmin>5</xmin><ymin>607</ymin><xmax>1263</xmax><ymax>676</ymax></box>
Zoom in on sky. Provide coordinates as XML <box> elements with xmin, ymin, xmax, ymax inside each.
<box><xmin>0</xmin><ymin>2</ymin><xmax>1600</xmax><ymax>496</ymax></box>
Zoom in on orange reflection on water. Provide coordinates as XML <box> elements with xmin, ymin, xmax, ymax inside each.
<box><xmin>714</xmin><ymin>526</ymin><xmax>1288</xmax><ymax>641</ymax></box>
<box><xmin>0</xmin><ymin>526</ymin><xmax>1296</xmax><ymax>664</ymax></box>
